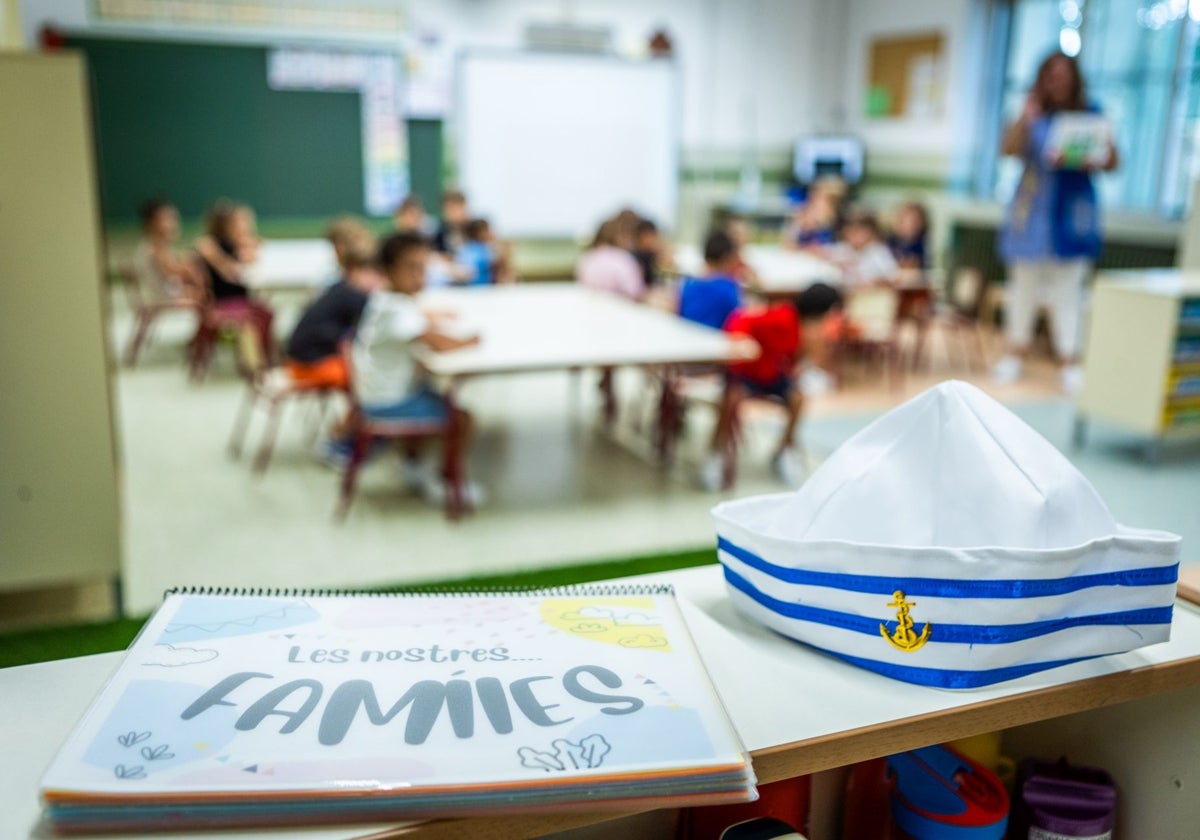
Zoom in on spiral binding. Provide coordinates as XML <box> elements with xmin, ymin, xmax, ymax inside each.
<box><xmin>164</xmin><ymin>583</ymin><xmax>676</xmax><ymax>599</ymax></box>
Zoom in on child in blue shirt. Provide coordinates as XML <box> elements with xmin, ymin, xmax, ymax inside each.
<box><xmin>456</xmin><ymin>218</ymin><xmax>496</xmax><ymax>286</ymax></box>
<box><xmin>679</xmin><ymin>230</ymin><xmax>743</xmax><ymax>330</ymax></box>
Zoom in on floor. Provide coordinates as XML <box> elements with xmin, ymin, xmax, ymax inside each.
<box><xmin>10</xmin><ymin>288</ymin><xmax>1197</xmax><ymax>626</ymax></box>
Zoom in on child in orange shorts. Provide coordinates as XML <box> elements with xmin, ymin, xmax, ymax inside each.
<box><xmin>284</xmin><ymin>226</ymin><xmax>381</xmax><ymax>389</ymax></box>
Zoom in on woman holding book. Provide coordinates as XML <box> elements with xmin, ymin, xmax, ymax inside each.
<box><xmin>994</xmin><ymin>51</ymin><xmax>1118</xmax><ymax>395</ymax></box>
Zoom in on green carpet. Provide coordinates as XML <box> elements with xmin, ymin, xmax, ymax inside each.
<box><xmin>0</xmin><ymin>548</ymin><xmax>717</xmax><ymax>670</ymax></box>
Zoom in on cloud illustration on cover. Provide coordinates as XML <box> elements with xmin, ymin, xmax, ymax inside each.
<box><xmin>157</xmin><ymin>597</ymin><xmax>319</xmax><ymax>644</ymax></box>
<box><xmin>140</xmin><ymin>644</ymin><xmax>219</xmax><ymax>667</ymax></box>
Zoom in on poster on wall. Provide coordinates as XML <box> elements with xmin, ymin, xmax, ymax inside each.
<box><xmin>268</xmin><ymin>48</ymin><xmax>407</xmax><ymax>216</ymax></box>
<box><xmin>865</xmin><ymin>31</ymin><xmax>945</xmax><ymax>119</ymax></box>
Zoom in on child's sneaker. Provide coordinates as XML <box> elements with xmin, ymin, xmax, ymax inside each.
<box><xmin>698</xmin><ymin>452</ymin><xmax>725</xmax><ymax>492</ymax></box>
<box><xmin>1060</xmin><ymin>364</ymin><xmax>1084</xmax><ymax>396</ymax></box>
<box><xmin>315</xmin><ymin>438</ymin><xmax>353</xmax><ymax>470</ymax></box>
<box><xmin>990</xmin><ymin>354</ymin><xmax>1022</xmax><ymax>385</ymax></box>
<box><xmin>399</xmin><ymin>456</ymin><xmax>431</xmax><ymax>492</ymax></box>
<box><xmin>800</xmin><ymin>366</ymin><xmax>833</xmax><ymax>396</ymax></box>
<box><xmin>771</xmin><ymin>446</ymin><xmax>807</xmax><ymax>487</ymax></box>
<box><xmin>422</xmin><ymin>477</ymin><xmax>486</xmax><ymax>508</ymax></box>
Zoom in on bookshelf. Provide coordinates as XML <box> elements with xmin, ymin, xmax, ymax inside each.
<box><xmin>1075</xmin><ymin>270</ymin><xmax>1200</xmax><ymax>460</ymax></box>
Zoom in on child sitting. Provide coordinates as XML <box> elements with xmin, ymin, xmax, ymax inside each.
<box><xmin>723</xmin><ymin>216</ymin><xmax>760</xmax><ymax>288</ymax></box>
<box><xmin>782</xmin><ymin>179</ymin><xmax>842</xmax><ymax>249</ymax></box>
<box><xmin>393</xmin><ymin>194</ymin><xmax>430</xmax><ymax>235</ymax></box>
<box><xmin>825</xmin><ymin>206</ymin><xmax>899</xmax><ymax>287</ymax></box>
<box><xmin>285</xmin><ymin>232</ymin><xmax>381</xmax><ymax>390</ymax></box>
<box><xmin>887</xmin><ymin>201</ymin><xmax>930</xmax><ymax>270</ymax></box>
<box><xmin>193</xmin><ymin>200</ymin><xmax>275</xmax><ymax>368</ymax></box>
<box><xmin>348</xmin><ymin>232</ymin><xmax>480</xmax><ymax>503</ymax></box>
<box><xmin>456</xmin><ymin>218</ymin><xmax>497</xmax><ymax>286</ymax></box>
<box><xmin>575</xmin><ymin>218</ymin><xmax>644</xmax><ymax>301</ymax></box>
<box><xmin>679</xmin><ymin>229</ymin><xmax>743</xmax><ymax>330</ymax></box>
<box><xmin>132</xmin><ymin>198</ymin><xmax>201</xmax><ymax>304</ymax></box>
<box><xmin>701</xmin><ymin>303</ymin><xmax>806</xmax><ymax>490</ymax></box>
<box><xmin>631</xmin><ymin>218</ymin><xmax>666</xmax><ymax>289</ymax></box>
<box><xmin>433</xmin><ymin>190</ymin><xmax>469</xmax><ymax>256</ymax></box>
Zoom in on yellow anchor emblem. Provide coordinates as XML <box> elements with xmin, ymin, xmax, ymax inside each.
<box><xmin>880</xmin><ymin>590</ymin><xmax>931</xmax><ymax>652</ymax></box>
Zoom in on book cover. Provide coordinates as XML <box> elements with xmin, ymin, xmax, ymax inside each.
<box><xmin>40</xmin><ymin>586</ymin><xmax>754</xmax><ymax>830</ymax></box>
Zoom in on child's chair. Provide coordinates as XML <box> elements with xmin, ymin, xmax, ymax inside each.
<box><xmin>334</xmin><ymin>346</ymin><xmax>468</xmax><ymax>521</ymax></box>
<box><xmin>119</xmin><ymin>263</ymin><xmax>201</xmax><ymax>367</ymax></box>
<box><xmin>926</xmin><ymin>266</ymin><xmax>988</xmax><ymax>373</ymax></box>
<box><xmin>710</xmin><ymin>304</ymin><xmax>803</xmax><ymax>490</ymax></box>
<box><xmin>188</xmin><ymin>301</ymin><xmax>275</xmax><ymax>382</ymax></box>
<box><xmin>827</xmin><ymin>286</ymin><xmax>903</xmax><ymax>390</ymax></box>
<box><xmin>226</xmin><ymin>360</ymin><xmax>342</xmax><ymax>475</ymax></box>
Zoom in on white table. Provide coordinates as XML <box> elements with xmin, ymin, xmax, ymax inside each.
<box><xmin>7</xmin><ymin>564</ymin><xmax>1200</xmax><ymax>839</ymax></box>
<box><xmin>242</xmin><ymin>238</ymin><xmax>338</xmax><ymax>293</ymax></box>
<box><xmin>415</xmin><ymin>283</ymin><xmax>748</xmax><ymax>377</ymax></box>
<box><xmin>671</xmin><ymin>243</ymin><xmax>842</xmax><ymax>296</ymax></box>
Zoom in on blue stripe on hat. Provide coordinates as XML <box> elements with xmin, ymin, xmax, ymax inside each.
<box><xmin>718</xmin><ymin>537</ymin><xmax>1179</xmax><ymax>599</ymax></box>
<box><xmin>818</xmin><ymin>644</ymin><xmax>1094</xmax><ymax>689</ymax></box>
<box><xmin>723</xmin><ymin>566</ymin><xmax>1174</xmax><ymax>645</ymax></box>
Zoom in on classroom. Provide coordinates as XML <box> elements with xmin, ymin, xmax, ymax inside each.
<box><xmin>2</xmin><ymin>0</ymin><xmax>1200</xmax><ymax>837</ymax></box>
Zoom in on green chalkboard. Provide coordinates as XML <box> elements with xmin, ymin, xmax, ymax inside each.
<box><xmin>68</xmin><ymin>36</ymin><xmax>368</xmax><ymax>222</ymax></box>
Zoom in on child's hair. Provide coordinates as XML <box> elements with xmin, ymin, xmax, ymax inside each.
<box><xmin>464</xmin><ymin>218</ymin><xmax>490</xmax><ymax>241</ymax></box>
<box><xmin>325</xmin><ymin>215</ymin><xmax>371</xmax><ymax>249</ymax></box>
<box><xmin>895</xmin><ymin>201</ymin><xmax>930</xmax><ymax>237</ymax></box>
<box><xmin>703</xmin><ymin>229</ymin><xmax>736</xmax><ymax>265</ymax></box>
<box><xmin>205</xmin><ymin>199</ymin><xmax>245</xmax><ymax>240</ymax></box>
<box><xmin>634</xmin><ymin>218</ymin><xmax>658</xmax><ymax>239</ymax></box>
<box><xmin>394</xmin><ymin>194</ymin><xmax>424</xmax><ymax>216</ymax></box>
<box><xmin>341</xmin><ymin>235</ymin><xmax>380</xmax><ymax>270</ymax></box>
<box><xmin>138</xmin><ymin>197</ymin><xmax>173</xmax><ymax>230</ymax></box>
<box><xmin>378</xmin><ymin>231</ymin><xmax>429</xmax><ymax>269</ymax></box>
<box><xmin>840</xmin><ymin>206</ymin><xmax>882</xmax><ymax>239</ymax></box>
<box><xmin>590</xmin><ymin>218</ymin><xmax>624</xmax><ymax>249</ymax></box>
<box><xmin>441</xmin><ymin>189</ymin><xmax>466</xmax><ymax>206</ymax></box>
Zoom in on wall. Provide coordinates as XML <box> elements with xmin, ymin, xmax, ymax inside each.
<box><xmin>21</xmin><ymin>0</ymin><xmax>823</xmax><ymax>170</ymax></box>
<box><xmin>842</xmin><ymin>0</ymin><xmax>981</xmax><ymax>184</ymax></box>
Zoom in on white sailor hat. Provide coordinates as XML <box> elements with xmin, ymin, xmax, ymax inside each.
<box><xmin>712</xmin><ymin>381</ymin><xmax>1181</xmax><ymax>689</ymax></box>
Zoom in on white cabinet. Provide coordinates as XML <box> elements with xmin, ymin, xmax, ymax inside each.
<box><xmin>0</xmin><ymin>54</ymin><xmax>121</xmax><ymax>609</ymax></box>
<box><xmin>1076</xmin><ymin>270</ymin><xmax>1200</xmax><ymax>458</ymax></box>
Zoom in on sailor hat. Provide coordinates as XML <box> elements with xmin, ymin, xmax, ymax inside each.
<box><xmin>712</xmin><ymin>381</ymin><xmax>1181</xmax><ymax>689</ymax></box>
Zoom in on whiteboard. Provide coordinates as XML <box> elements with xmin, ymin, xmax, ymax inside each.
<box><xmin>456</xmin><ymin>51</ymin><xmax>679</xmax><ymax>238</ymax></box>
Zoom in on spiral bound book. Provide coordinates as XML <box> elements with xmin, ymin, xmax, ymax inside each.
<box><xmin>40</xmin><ymin>585</ymin><xmax>755</xmax><ymax>833</ymax></box>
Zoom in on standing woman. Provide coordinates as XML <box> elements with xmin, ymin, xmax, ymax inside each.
<box><xmin>993</xmin><ymin>52</ymin><xmax>1118</xmax><ymax>394</ymax></box>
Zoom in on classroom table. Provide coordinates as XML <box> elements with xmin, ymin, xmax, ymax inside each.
<box><xmin>8</xmin><ymin>563</ymin><xmax>1200</xmax><ymax>839</ymax></box>
<box><xmin>414</xmin><ymin>283</ymin><xmax>753</xmax><ymax>465</ymax></box>
<box><xmin>242</xmin><ymin>238</ymin><xmax>338</xmax><ymax>294</ymax></box>
<box><xmin>671</xmin><ymin>243</ymin><xmax>842</xmax><ymax>297</ymax></box>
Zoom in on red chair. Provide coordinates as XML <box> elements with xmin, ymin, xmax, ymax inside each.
<box><xmin>188</xmin><ymin>260</ymin><xmax>276</xmax><ymax>381</ymax></box>
<box><xmin>226</xmin><ymin>364</ymin><xmax>341</xmax><ymax>474</ymax></box>
<box><xmin>119</xmin><ymin>263</ymin><xmax>201</xmax><ymax>367</ymax></box>
<box><xmin>334</xmin><ymin>346</ymin><xmax>469</xmax><ymax>521</ymax></box>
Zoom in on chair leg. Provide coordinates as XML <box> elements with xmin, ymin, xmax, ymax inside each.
<box><xmin>721</xmin><ymin>400</ymin><xmax>743</xmax><ymax>491</ymax></box>
<box><xmin>336</xmin><ymin>430</ymin><xmax>371</xmax><ymax>519</ymax></box>
<box><xmin>227</xmin><ymin>383</ymin><xmax>258</xmax><ymax>459</ymax></box>
<box><xmin>188</xmin><ymin>323</ymin><xmax>216</xmax><ymax>381</ymax></box>
<box><xmin>253</xmin><ymin>398</ymin><xmax>284</xmax><ymax>473</ymax></box>
<box><xmin>442</xmin><ymin>414</ymin><xmax>465</xmax><ymax>521</ymax></box>
<box><xmin>124</xmin><ymin>311</ymin><xmax>153</xmax><ymax>367</ymax></box>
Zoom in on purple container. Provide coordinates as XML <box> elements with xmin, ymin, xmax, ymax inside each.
<box><xmin>1013</xmin><ymin>760</ymin><xmax>1116</xmax><ymax>840</ymax></box>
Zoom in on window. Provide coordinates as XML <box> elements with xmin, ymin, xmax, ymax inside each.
<box><xmin>983</xmin><ymin>0</ymin><xmax>1200</xmax><ymax>217</ymax></box>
